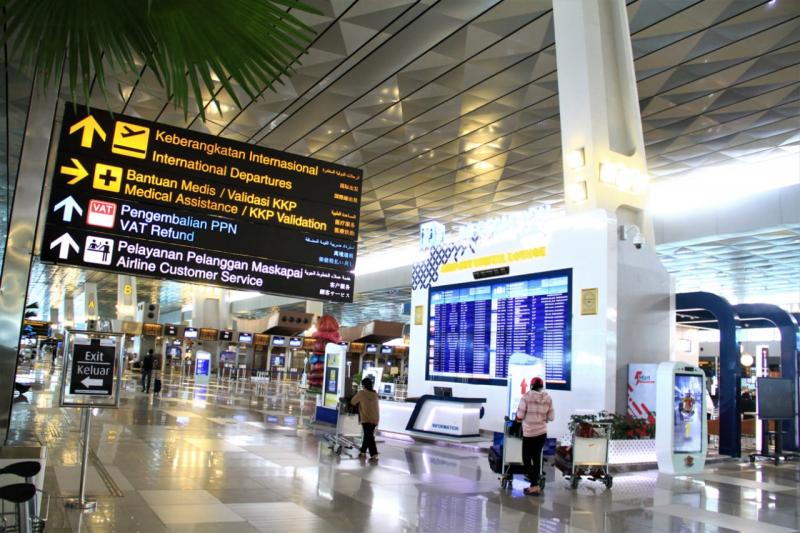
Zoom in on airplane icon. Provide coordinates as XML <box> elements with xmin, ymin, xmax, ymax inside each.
<box><xmin>111</xmin><ymin>121</ymin><xmax>150</xmax><ymax>159</ymax></box>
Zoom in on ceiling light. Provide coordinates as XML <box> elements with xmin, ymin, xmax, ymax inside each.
<box><xmin>599</xmin><ymin>162</ymin><xmax>619</xmax><ymax>185</ymax></box>
<box><xmin>648</xmin><ymin>152</ymin><xmax>800</xmax><ymax>215</ymax></box>
<box><xmin>565</xmin><ymin>148</ymin><xmax>585</xmax><ymax>170</ymax></box>
<box><xmin>740</xmin><ymin>353</ymin><xmax>754</xmax><ymax>367</ymax></box>
<box><xmin>566</xmin><ymin>180</ymin><xmax>588</xmax><ymax>203</ymax></box>
<box><xmin>475</xmin><ymin>161</ymin><xmax>494</xmax><ymax>171</ymax></box>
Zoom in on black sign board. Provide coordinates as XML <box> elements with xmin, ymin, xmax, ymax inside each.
<box><xmin>219</xmin><ymin>330</ymin><xmax>233</xmax><ymax>341</ymax></box>
<box><xmin>41</xmin><ymin>103</ymin><xmax>361</xmax><ymax>302</ymax></box>
<box><xmin>70</xmin><ymin>340</ymin><xmax>115</xmax><ymax>395</ymax></box>
<box><xmin>164</xmin><ymin>325</ymin><xmax>178</xmax><ymax>336</ymax></box>
<box><xmin>40</xmin><ymin>223</ymin><xmax>354</xmax><ymax>302</ymax></box>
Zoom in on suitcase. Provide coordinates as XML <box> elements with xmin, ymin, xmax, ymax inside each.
<box><xmin>153</xmin><ymin>378</ymin><xmax>162</xmax><ymax>394</ymax></box>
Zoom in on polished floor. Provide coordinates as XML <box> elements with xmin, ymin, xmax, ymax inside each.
<box><xmin>7</xmin><ymin>362</ymin><xmax>800</xmax><ymax>532</ymax></box>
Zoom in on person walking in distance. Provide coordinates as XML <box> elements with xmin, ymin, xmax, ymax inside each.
<box><xmin>516</xmin><ymin>377</ymin><xmax>554</xmax><ymax>496</ymax></box>
<box><xmin>141</xmin><ymin>349</ymin><xmax>154</xmax><ymax>393</ymax></box>
<box><xmin>351</xmin><ymin>377</ymin><xmax>380</xmax><ymax>462</ymax></box>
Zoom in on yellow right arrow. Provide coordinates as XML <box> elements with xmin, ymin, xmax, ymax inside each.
<box><xmin>69</xmin><ymin>115</ymin><xmax>106</xmax><ymax>148</ymax></box>
<box><xmin>60</xmin><ymin>158</ymin><xmax>89</xmax><ymax>184</ymax></box>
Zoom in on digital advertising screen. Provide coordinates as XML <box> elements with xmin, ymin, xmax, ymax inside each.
<box><xmin>365</xmin><ymin>344</ymin><xmax>377</xmax><ymax>354</ymax></box>
<box><xmin>673</xmin><ymin>373</ymin><xmax>703</xmax><ymax>453</ymax></box>
<box><xmin>164</xmin><ymin>324</ymin><xmax>178</xmax><ymax>336</ymax></box>
<box><xmin>238</xmin><ymin>332</ymin><xmax>253</xmax><ymax>344</ymax></box>
<box><xmin>271</xmin><ymin>336</ymin><xmax>285</xmax><ymax>346</ymax></box>
<box><xmin>183</xmin><ymin>327</ymin><xmax>198</xmax><ymax>339</ymax></box>
<box><xmin>381</xmin><ymin>345</ymin><xmax>393</xmax><ymax>355</ymax></box>
<box><xmin>289</xmin><ymin>337</ymin><xmax>303</xmax><ymax>347</ymax></box>
<box><xmin>219</xmin><ymin>330</ymin><xmax>233</xmax><ymax>341</ymax></box>
<box><xmin>427</xmin><ymin>270</ymin><xmax>572</xmax><ymax>388</ymax></box>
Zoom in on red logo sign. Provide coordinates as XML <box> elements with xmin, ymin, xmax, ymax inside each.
<box><xmin>86</xmin><ymin>199</ymin><xmax>117</xmax><ymax>228</ymax></box>
<box><xmin>634</xmin><ymin>370</ymin><xmax>655</xmax><ymax>386</ymax></box>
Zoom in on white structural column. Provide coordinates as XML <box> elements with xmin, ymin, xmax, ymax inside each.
<box><xmin>554</xmin><ymin>0</ymin><xmax>650</xmax><ymax>234</ymax></box>
<box><xmin>191</xmin><ymin>286</ymin><xmax>231</xmax><ymax>329</ymax></box>
<box><xmin>306</xmin><ymin>300</ymin><xmax>324</xmax><ymax>323</ymax></box>
<box><xmin>553</xmin><ymin>0</ymin><xmax>673</xmax><ymax>413</ymax></box>
<box><xmin>116</xmin><ymin>275</ymin><xmax>138</xmax><ymax>321</ymax></box>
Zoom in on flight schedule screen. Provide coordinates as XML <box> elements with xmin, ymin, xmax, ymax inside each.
<box><xmin>427</xmin><ymin>270</ymin><xmax>571</xmax><ymax>389</ymax></box>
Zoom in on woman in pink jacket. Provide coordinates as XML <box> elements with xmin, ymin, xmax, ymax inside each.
<box><xmin>515</xmin><ymin>377</ymin><xmax>554</xmax><ymax>496</ymax></box>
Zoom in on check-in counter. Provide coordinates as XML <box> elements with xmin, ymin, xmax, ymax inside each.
<box><xmin>379</xmin><ymin>395</ymin><xmax>485</xmax><ymax>440</ymax></box>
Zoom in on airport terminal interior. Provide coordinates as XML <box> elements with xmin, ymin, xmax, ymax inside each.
<box><xmin>0</xmin><ymin>0</ymin><xmax>799</xmax><ymax>531</ymax></box>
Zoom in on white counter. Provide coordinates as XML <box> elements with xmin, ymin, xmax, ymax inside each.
<box><xmin>378</xmin><ymin>395</ymin><xmax>486</xmax><ymax>439</ymax></box>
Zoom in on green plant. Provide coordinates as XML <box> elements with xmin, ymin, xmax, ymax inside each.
<box><xmin>568</xmin><ymin>411</ymin><xmax>656</xmax><ymax>440</ymax></box>
<box><xmin>2</xmin><ymin>0</ymin><xmax>320</xmax><ymax>119</ymax></box>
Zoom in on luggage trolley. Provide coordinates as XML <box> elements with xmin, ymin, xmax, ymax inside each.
<box><xmin>555</xmin><ymin>422</ymin><xmax>613</xmax><ymax>489</ymax></box>
<box><xmin>496</xmin><ymin>418</ymin><xmax>546</xmax><ymax>491</ymax></box>
<box><xmin>323</xmin><ymin>397</ymin><xmax>362</xmax><ymax>457</ymax></box>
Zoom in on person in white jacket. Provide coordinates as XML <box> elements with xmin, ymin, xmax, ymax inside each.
<box><xmin>515</xmin><ymin>377</ymin><xmax>554</xmax><ymax>496</ymax></box>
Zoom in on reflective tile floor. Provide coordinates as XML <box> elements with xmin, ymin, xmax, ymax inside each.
<box><xmin>7</xmin><ymin>362</ymin><xmax>800</xmax><ymax>532</ymax></box>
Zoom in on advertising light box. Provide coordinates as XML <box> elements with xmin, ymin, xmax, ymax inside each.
<box><xmin>673</xmin><ymin>373</ymin><xmax>703</xmax><ymax>453</ymax></box>
<box><xmin>238</xmin><ymin>332</ymin><xmax>252</xmax><ymax>344</ymax></box>
<box><xmin>183</xmin><ymin>327</ymin><xmax>198</xmax><ymax>339</ymax></box>
<box><xmin>427</xmin><ymin>270</ymin><xmax>572</xmax><ymax>389</ymax></box>
<box><xmin>218</xmin><ymin>330</ymin><xmax>233</xmax><ymax>341</ymax></box>
<box><xmin>40</xmin><ymin>104</ymin><xmax>361</xmax><ymax>302</ymax></box>
<box><xmin>164</xmin><ymin>324</ymin><xmax>178</xmax><ymax>336</ymax></box>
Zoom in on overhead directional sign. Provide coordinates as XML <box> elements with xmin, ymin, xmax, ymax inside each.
<box><xmin>50</xmin><ymin>232</ymin><xmax>79</xmax><ymax>259</ymax></box>
<box><xmin>41</xmin><ymin>103</ymin><xmax>363</xmax><ymax>302</ymax></box>
<box><xmin>54</xmin><ymin>196</ymin><xmax>83</xmax><ymax>222</ymax></box>
<box><xmin>69</xmin><ymin>339</ymin><xmax>116</xmax><ymax>396</ymax></box>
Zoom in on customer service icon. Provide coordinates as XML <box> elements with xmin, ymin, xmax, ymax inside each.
<box><xmin>83</xmin><ymin>236</ymin><xmax>114</xmax><ymax>265</ymax></box>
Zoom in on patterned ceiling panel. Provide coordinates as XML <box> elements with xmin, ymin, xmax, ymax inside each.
<box><xmin>15</xmin><ymin>0</ymin><xmax>800</xmax><ymax>314</ymax></box>
<box><xmin>657</xmin><ymin>225</ymin><xmax>800</xmax><ymax>300</ymax></box>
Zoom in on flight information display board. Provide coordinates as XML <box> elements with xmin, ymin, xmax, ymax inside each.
<box><xmin>427</xmin><ymin>270</ymin><xmax>572</xmax><ymax>389</ymax></box>
<box><xmin>40</xmin><ymin>103</ymin><xmax>360</xmax><ymax>302</ymax></box>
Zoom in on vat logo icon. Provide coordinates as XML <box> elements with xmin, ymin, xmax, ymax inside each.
<box><xmin>83</xmin><ymin>236</ymin><xmax>114</xmax><ymax>266</ymax></box>
<box><xmin>87</xmin><ymin>199</ymin><xmax>117</xmax><ymax>228</ymax></box>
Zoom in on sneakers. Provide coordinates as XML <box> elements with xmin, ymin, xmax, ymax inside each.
<box><xmin>358</xmin><ymin>453</ymin><xmax>367</xmax><ymax>459</ymax></box>
<box><xmin>368</xmin><ymin>454</ymin><xmax>379</xmax><ymax>463</ymax></box>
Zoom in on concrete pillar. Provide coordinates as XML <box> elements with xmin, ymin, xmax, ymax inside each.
<box><xmin>554</xmin><ymin>0</ymin><xmax>650</xmax><ymax>233</ymax></box>
<box><xmin>116</xmin><ymin>275</ymin><xmax>137</xmax><ymax>321</ymax></box>
<box><xmin>553</xmin><ymin>0</ymin><xmax>673</xmax><ymax>414</ymax></box>
<box><xmin>60</xmin><ymin>293</ymin><xmax>74</xmax><ymax>329</ymax></box>
<box><xmin>191</xmin><ymin>287</ymin><xmax>231</xmax><ymax>329</ymax></box>
<box><xmin>305</xmin><ymin>300</ymin><xmax>324</xmax><ymax>324</ymax></box>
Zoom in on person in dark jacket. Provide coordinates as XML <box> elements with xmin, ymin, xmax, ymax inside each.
<box><xmin>351</xmin><ymin>377</ymin><xmax>380</xmax><ymax>462</ymax></box>
<box><xmin>141</xmin><ymin>350</ymin><xmax>154</xmax><ymax>393</ymax></box>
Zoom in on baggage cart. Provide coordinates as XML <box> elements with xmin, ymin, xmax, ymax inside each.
<box><xmin>498</xmin><ymin>418</ymin><xmax>546</xmax><ymax>491</ymax></box>
<box><xmin>555</xmin><ymin>422</ymin><xmax>613</xmax><ymax>489</ymax></box>
<box><xmin>323</xmin><ymin>397</ymin><xmax>362</xmax><ymax>457</ymax></box>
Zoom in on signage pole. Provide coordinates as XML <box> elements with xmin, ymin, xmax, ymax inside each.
<box><xmin>66</xmin><ymin>407</ymin><xmax>97</xmax><ymax>511</ymax></box>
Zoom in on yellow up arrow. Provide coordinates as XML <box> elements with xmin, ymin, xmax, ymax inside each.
<box><xmin>59</xmin><ymin>158</ymin><xmax>89</xmax><ymax>184</ymax></box>
<box><xmin>69</xmin><ymin>115</ymin><xmax>106</xmax><ymax>148</ymax></box>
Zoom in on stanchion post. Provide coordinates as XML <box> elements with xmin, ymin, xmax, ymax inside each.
<box><xmin>65</xmin><ymin>407</ymin><xmax>97</xmax><ymax>511</ymax></box>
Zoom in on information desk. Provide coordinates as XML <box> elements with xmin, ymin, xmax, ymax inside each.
<box><xmin>379</xmin><ymin>395</ymin><xmax>485</xmax><ymax>439</ymax></box>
